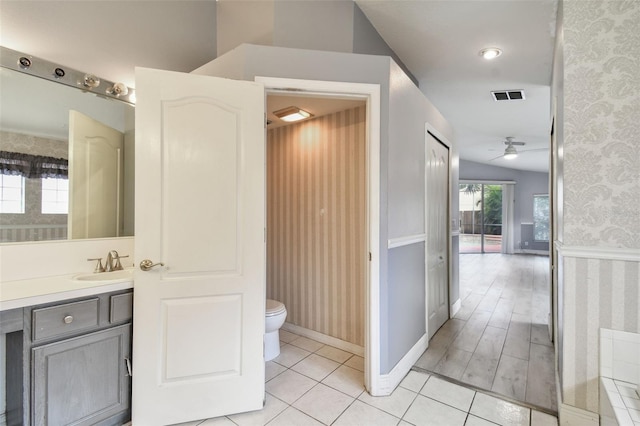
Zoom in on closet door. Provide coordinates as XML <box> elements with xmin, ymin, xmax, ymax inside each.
<box><xmin>426</xmin><ymin>131</ymin><xmax>450</xmax><ymax>338</ymax></box>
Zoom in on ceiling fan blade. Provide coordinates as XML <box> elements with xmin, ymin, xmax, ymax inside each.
<box><xmin>489</xmin><ymin>154</ymin><xmax>505</xmax><ymax>161</ymax></box>
<box><xmin>520</xmin><ymin>148</ymin><xmax>549</xmax><ymax>153</ymax></box>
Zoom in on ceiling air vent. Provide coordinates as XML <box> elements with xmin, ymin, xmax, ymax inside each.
<box><xmin>491</xmin><ymin>90</ymin><xmax>526</xmax><ymax>101</ymax></box>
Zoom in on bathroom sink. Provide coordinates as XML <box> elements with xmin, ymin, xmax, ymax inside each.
<box><xmin>73</xmin><ymin>269</ymin><xmax>133</xmax><ymax>284</ymax></box>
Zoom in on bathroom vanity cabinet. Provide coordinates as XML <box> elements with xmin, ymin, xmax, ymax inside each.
<box><xmin>3</xmin><ymin>289</ymin><xmax>133</xmax><ymax>426</ymax></box>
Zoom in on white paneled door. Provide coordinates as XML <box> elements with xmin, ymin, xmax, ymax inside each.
<box><xmin>133</xmin><ymin>68</ymin><xmax>265</xmax><ymax>425</ymax></box>
<box><xmin>426</xmin><ymin>132</ymin><xmax>450</xmax><ymax>339</ymax></box>
<box><xmin>68</xmin><ymin>110</ymin><xmax>124</xmax><ymax>239</ymax></box>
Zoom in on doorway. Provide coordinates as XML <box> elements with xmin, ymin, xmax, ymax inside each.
<box><xmin>265</xmin><ymin>93</ymin><xmax>367</xmax><ymax>350</ymax></box>
<box><xmin>459</xmin><ymin>183</ymin><xmax>503</xmax><ymax>254</ymax></box>
<box><xmin>258</xmin><ymin>76</ymin><xmax>382</xmax><ymax>394</ymax></box>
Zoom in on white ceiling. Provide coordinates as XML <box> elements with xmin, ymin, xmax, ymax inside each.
<box><xmin>355</xmin><ymin>0</ymin><xmax>558</xmax><ymax>172</ymax></box>
<box><xmin>0</xmin><ymin>0</ymin><xmax>557</xmax><ymax>172</ymax></box>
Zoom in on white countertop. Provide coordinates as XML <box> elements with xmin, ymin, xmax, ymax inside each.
<box><xmin>0</xmin><ymin>271</ymin><xmax>134</xmax><ymax>311</ymax></box>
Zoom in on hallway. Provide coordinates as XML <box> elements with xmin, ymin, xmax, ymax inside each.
<box><xmin>415</xmin><ymin>254</ymin><xmax>557</xmax><ymax>412</ymax></box>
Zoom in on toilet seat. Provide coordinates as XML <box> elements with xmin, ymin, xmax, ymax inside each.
<box><xmin>266</xmin><ymin>299</ymin><xmax>286</xmax><ymax>317</ymax></box>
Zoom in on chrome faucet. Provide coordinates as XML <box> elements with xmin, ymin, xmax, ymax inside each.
<box><xmin>105</xmin><ymin>250</ymin><xmax>119</xmax><ymax>272</ymax></box>
<box><xmin>105</xmin><ymin>250</ymin><xmax>129</xmax><ymax>272</ymax></box>
<box><xmin>88</xmin><ymin>251</ymin><xmax>129</xmax><ymax>272</ymax></box>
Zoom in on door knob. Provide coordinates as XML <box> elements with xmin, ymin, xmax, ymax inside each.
<box><xmin>140</xmin><ymin>259</ymin><xmax>165</xmax><ymax>271</ymax></box>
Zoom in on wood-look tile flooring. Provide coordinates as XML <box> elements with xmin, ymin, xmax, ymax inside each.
<box><xmin>415</xmin><ymin>254</ymin><xmax>557</xmax><ymax>412</ymax></box>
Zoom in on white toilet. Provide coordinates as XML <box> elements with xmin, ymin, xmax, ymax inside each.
<box><xmin>265</xmin><ymin>299</ymin><xmax>287</xmax><ymax>361</ymax></box>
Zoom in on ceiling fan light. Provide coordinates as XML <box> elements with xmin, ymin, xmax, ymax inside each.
<box><xmin>504</xmin><ymin>144</ymin><xmax>518</xmax><ymax>159</ymax></box>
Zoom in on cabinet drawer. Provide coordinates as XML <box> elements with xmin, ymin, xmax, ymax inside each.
<box><xmin>110</xmin><ymin>292</ymin><xmax>133</xmax><ymax>323</ymax></box>
<box><xmin>32</xmin><ymin>298</ymin><xmax>99</xmax><ymax>342</ymax></box>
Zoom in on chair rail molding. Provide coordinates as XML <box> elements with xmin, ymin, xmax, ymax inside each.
<box><xmin>388</xmin><ymin>234</ymin><xmax>426</xmax><ymax>249</ymax></box>
<box><xmin>554</xmin><ymin>241</ymin><xmax>640</xmax><ymax>262</ymax></box>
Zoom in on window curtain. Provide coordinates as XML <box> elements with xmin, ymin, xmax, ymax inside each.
<box><xmin>0</xmin><ymin>151</ymin><xmax>68</xmax><ymax>179</ymax></box>
<box><xmin>501</xmin><ymin>183</ymin><xmax>515</xmax><ymax>254</ymax></box>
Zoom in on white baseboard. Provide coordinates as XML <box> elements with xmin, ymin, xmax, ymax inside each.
<box><xmin>517</xmin><ymin>249</ymin><xmax>550</xmax><ymax>255</ymax></box>
<box><xmin>450</xmin><ymin>298</ymin><xmax>461</xmax><ymax>317</ymax></box>
<box><xmin>559</xmin><ymin>403</ymin><xmax>599</xmax><ymax>426</ymax></box>
<box><xmin>373</xmin><ymin>333</ymin><xmax>429</xmax><ymax>396</ymax></box>
<box><xmin>556</xmin><ymin>370</ymin><xmax>599</xmax><ymax>426</ymax></box>
<box><xmin>282</xmin><ymin>323</ymin><xmax>364</xmax><ymax>357</ymax></box>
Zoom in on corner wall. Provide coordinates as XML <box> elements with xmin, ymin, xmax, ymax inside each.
<box><xmin>555</xmin><ymin>0</ymin><xmax>640</xmax><ymax>416</ymax></box>
<box><xmin>215</xmin><ymin>0</ymin><xmax>417</xmax><ymax>85</ymax></box>
<box><xmin>351</xmin><ymin>3</ymin><xmax>418</xmax><ymax>85</ymax></box>
<box><xmin>384</xmin><ymin>60</ymin><xmax>454</xmax><ymax>371</ymax></box>
<box><xmin>196</xmin><ymin>44</ymin><xmax>456</xmax><ymax>376</ymax></box>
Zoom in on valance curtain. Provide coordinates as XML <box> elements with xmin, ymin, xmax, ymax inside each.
<box><xmin>0</xmin><ymin>150</ymin><xmax>68</xmax><ymax>179</ymax></box>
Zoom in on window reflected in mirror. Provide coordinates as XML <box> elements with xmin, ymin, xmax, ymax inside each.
<box><xmin>0</xmin><ymin>63</ymin><xmax>134</xmax><ymax>243</ymax></box>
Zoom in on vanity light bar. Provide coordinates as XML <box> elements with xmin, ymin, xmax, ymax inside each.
<box><xmin>0</xmin><ymin>46</ymin><xmax>135</xmax><ymax>105</ymax></box>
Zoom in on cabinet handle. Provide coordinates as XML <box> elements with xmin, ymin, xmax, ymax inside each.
<box><xmin>63</xmin><ymin>315</ymin><xmax>74</xmax><ymax>324</ymax></box>
<box><xmin>125</xmin><ymin>357</ymin><xmax>132</xmax><ymax>376</ymax></box>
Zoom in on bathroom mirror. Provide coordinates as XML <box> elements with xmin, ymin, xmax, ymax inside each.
<box><xmin>0</xmin><ymin>48</ymin><xmax>135</xmax><ymax>243</ymax></box>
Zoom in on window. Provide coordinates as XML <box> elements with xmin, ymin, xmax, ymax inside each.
<box><xmin>534</xmin><ymin>194</ymin><xmax>550</xmax><ymax>241</ymax></box>
<box><xmin>459</xmin><ymin>183</ymin><xmax>504</xmax><ymax>253</ymax></box>
<box><xmin>0</xmin><ymin>174</ymin><xmax>25</xmax><ymax>213</ymax></box>
<box><xmin>41</xmin><ymin>177</ymin><xmax>69</xmax><ymax>214</ymax></box>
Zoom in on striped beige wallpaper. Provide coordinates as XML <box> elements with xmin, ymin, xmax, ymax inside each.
<box><xmin>561</xmin><ymin>253</ymin><xmax>640</xmax><ymax>412</ymax></box>
<box><xmin>266</xmin><ymin>105</ymin><xmax>366</xmax><ymax>347</ymax></box>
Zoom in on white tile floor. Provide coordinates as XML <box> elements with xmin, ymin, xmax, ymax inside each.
<box><xmin>175</xmin><ymin>330</ymin><xmax>558</xmax><ymax>426</ymax></box>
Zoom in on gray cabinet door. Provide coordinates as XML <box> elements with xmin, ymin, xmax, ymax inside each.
<box><xmin>32</xmin><ymin>324</ymin><xmax>131</xmax><ymax>426</ymax></box>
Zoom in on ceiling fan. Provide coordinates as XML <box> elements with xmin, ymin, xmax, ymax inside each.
<box><xmin>489</xmin><ymin>137</ymin><xmax>547</xmax><ymax>161</ymax></box>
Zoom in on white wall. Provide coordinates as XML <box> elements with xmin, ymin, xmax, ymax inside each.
<box><xmin>216</xmin><ymin>1</ymin><xmax>274</xmax><ymax>56</ymax></box>
<box><xmin>0</xmin><ymin>237</ymin><xmax>135</xmax><ymax>282</ymax></box>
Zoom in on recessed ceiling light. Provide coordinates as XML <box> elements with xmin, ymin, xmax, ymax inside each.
<box><xmin>479</xmin><ymin>47</ymin><xmax>502</xmax><ymax>60</ymax></box>
<box><xmin>273</xmin><ymin>106</ymin><xmax>313</xmax><ymax>122</ymax></box>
